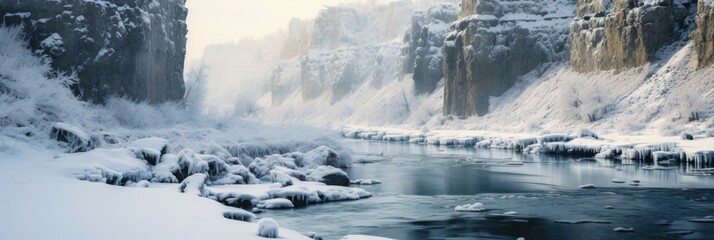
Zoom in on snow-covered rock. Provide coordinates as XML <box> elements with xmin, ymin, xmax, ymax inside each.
<box><xmin>61</xmin><ymin>148</ymin><xmax>152</xmax><ymax>185</ymax></box>
<box><xmin>223</xmin><ymin>209</ymin><xmax>256</xmax><ymax>222</ymax></box>
<box><xmin>258</xmin><ymin>198</ymin><xmax>295</xmax><ymax>209</ymax></box>
<box><xmin>178</xmin><ymin>173</ymin><xmax>209</xmax><ymax>197</ymax></box>
<box><xmin>268</xmin><ymin>170</ymin><xmax>294</xmax><ymax>187</ymax></box>
<box><xmin>50</xmin><ymin>122</ymin><xmax>94</xmax><ymax>153</ymax></box>
<box><xmin>250</xmin><ymin>154</ymin><xmax>298</xmax><ymax>179</ymax></box>
<box><xmin>307</xmin><ymin>166</ymin><xmax>350</xmax><ymax>186</ymax></box>
<box><xmin>257</xmin><ymin>218</ymin><xmax>280</xmax><ymax>238</ymax></box>
<box><xmin>128</xmin><ymin>137</ymin><xmax>168</xmax><ymax>165</ymax></box>
<box><xmin>301</xmin><ymin>146</ymin><xmax>351</xmax><ymax>168</ymax></box>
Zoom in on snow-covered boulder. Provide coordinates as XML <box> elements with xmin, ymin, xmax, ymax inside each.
<box><xmin>178</xmin><ymin>173</ymin><xmax>209</xmax><ymax>197</ymax></box>
<box><xmin>307</xmin><ymin>166</ymin><xmax>350</xmax><ymax>186</ymax></box>
<box><xmin>165</xmin><ymin>149</ymin><xmax>210</xmax><ymax>182</ymax></box>
<box><xmin>213</xmin><ymin>192</ymin><xmax>262</xmax><ymax>209</ymax></box>
<box><xmin>249</xmin><ymin>154</ymin><xmax>298</xmax><ymax>178</ymax></box>
<box><xmin>258</xmin><ymin>198</ymin><xmax>295</xmax><ymax>209</ymax></box>
<box><xmin>222</xmin><ymin>209</ymin><xmax>255</xmax><ymax>222</ymax></box>
<box><xmin>266</xmin><ymin>186</ymin><xmax>321</xmax><ymax>207</ymax></box>
<box><xmin>268</xmin><ymin>170</ymin><xmax>294</xmax><ymax>187</ymax></box>
<box><xmin>61</xmin><ymin>148</ymin><xmax>152</xmax><ymax>185</ymax></box>
<box><xmin>211</xmin><ymin>164</ymin><xmax>260</xmax><ymax>185</ymax></box>
<box><xmin>223</xmin><ymin>209</ymin><xmax>255</xmax><ymax>222</ymax></box>
<box><xmin>272</xmin><ymin>166</ymin><xmax>307</xmax><ymax>181</ymax></box>
<box><xmin>128</xmin><ymin>137</ymin><xmax>168</xmax><ymax>165</ymax></box>
<box><xmin>257</xmin><ymin>218</ymin><xmax>280</xmax><ymax>238</ymax></box>
<box><xmin>135</xmin><ymin>180</ymin><xmax>150</xmax><ymax>188</ymax></box>
<box><xmin>302</xmin><ymin>146</ymin><xmax>351</xmax><ymax>168</ymax></box>
<box><xmin>151</xmin><ymin>153</ymin><xmax>180</xmax><ymax>183</ymax></box>
<box><xmin>50</xmin><ymin>122</ymin><xmax>94</xmax><ymax>153</ymax></box>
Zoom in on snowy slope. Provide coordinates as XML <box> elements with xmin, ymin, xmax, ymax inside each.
<box><xmin>0</xmin><ymin>140</ymin><xmax>311</xmax><ymax>240</ymax></box>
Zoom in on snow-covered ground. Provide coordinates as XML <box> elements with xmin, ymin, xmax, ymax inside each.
<box><xmin>0</xmin><ymin>140</ymin><xmax>314</xmax><ymax>240</ymax></box>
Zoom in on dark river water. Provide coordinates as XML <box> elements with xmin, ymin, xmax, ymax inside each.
<box><xmin>261</xmin><ymin>140</ymin><xmax>714</xmax><ymax>240</ymax></box>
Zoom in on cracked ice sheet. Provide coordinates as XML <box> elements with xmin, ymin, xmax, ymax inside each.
<box><xmin>0</xmin><ymin>139</ymin><xmax>310</xmax><ymax>240</ymax></box>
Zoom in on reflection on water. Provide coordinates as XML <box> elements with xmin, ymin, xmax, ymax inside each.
<box><xmin>347</xmin><ymin>140</ymin><xmax>714</xmax><ymax>193</ymax></box>
<box><xmin>260</xmin><ymin>140</ymin><xmax>714</xmax><ymax>240</ymax></box>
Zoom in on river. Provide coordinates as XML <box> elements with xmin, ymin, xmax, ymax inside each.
<box><xmin>261</xmin><ymin>139</ymin><xmax>714</xmax><ymax>240</ymax></box>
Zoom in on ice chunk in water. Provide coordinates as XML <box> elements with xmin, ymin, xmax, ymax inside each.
<box><xmin>455</xmin><ymin>203</ymin><xmax>485</xmax><ymax>212</ymax></box>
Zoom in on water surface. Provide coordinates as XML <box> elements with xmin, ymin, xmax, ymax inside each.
<box><xmin>262</xmin><ymin>140</ymin><xmax>714</xmax><ymax>240</ymax></box>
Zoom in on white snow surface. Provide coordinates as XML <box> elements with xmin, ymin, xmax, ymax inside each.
<box><xmin>0</xmin><ymin>140</ymin><xmax>311</xmax><ymax>240</ymax></box>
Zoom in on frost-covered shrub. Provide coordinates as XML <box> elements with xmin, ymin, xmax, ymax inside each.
<box><xmin>558</xmin><ymin>80</ymin><xmax>612</xmax><ymax>122</ymax></box>
<box><xmin>675</xmin><ymin>93</ymin><xmax>705</xmax><ymax>122</ymax></box>
<box><xmin>577</xmin><ymin>128</ymin><xmax>599</xmax><ymax>139</ymax></box>
<box><xmin>222</xmin><ymin>209</ymin><xmax>255</xmax><ymax>222</ymax></box>
<box><xmin>0</xmin><ymin>27</ymin><xmax>96</xmax><ymax>139</ymax></box>
<box><xmin>103</xmin><ymin>98</ymin><xmax>190</xmax><ymax>129</ymax></box>
<box><xmin>257</xmin><ymin>218</ymin><xmax>280</xmax><ymax>238</ymax></box>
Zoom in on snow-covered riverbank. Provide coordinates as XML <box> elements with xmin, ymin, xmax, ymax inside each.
<box><xmin>342</xmin><ymin>126</ymin><xmax>714</xmax><ymax>172</ymax></box>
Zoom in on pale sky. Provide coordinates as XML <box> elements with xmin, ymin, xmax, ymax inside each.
<box><xmin>185</xmin><ymin>0</ymin><xmax>381</xmax><ymax>65</ymax></box>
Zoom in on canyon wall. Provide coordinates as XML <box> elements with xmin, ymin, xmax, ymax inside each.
<box><xmin>1</xmin><ymin>0</ymin><xmax>188</xmax><ymax>103</ymax></box>
<box><xmin>442</xmin><ymin>0</ymin><xmax>575</xmax><ymax>117</ymax></box>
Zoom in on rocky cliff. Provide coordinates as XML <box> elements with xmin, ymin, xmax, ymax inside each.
<box><xmin>1</xmin><ymin>0</ymin><xmax>187</xmax><ymax>103</ymax></box>
<box><xmin>400</xmin><ymin>2</ymin><xmax>458</xmax><ymax>94</ymax></box>
<box><xmin>694</xmin><ymin>1</ymin><xmax>714</xmax><ymax>67</ymax></box>
<box><xmin>570</xmin><ymin>0</ymin><xmax>692</xmax><ymax>72</ymax></box>
<box><xmin>271</xmin><ymin>1</ymin><xmax>414</xmax><ymax>102</ymax></box>
<box><xmin>443</xmin><ymin>0</ymin><xmax>574</xmax><ymax>117</ymax></box>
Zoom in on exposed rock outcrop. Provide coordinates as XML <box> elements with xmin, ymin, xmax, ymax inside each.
<box><xmin>570</xmin><ymin>0</ymin><xmax>691</xmax><ymax>72</ymax></box>
<box><xmin>400</xmin><ymin>3</ymin><xmax>459</xmax><ymax>94</ymax></box>
<box><xmin>694</xmin><ymin>2</ymin><xmax>714</xmax><ymax>67</ymax></box>
<box><xmin>443</xmin><ymin>0</ymin><xmax>574</xmax><ymax>117</ymax></box>
<box><xmin>299</xmin><ymin>3</ymin><xmax>413</xmax><ymax>101</ymax></box>
<box><xmin>1</xmin><ymin>0</ymin><xmax>187</xmax><ymax>103</ymax></box>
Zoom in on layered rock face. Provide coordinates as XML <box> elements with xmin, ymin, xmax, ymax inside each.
<box><xmin>694</xmin><ymin>2</ymin><xmax>714</xmax><ymax>67</ymax></box>
<box><xmin>570</xmin><ymin>0</ymin><xmax>691</xmax><ymax>72</ymax></box>
<box><xmin>400</xmin><ymin>3</ymin><xmax>459</xmax><ymax>94</ymax></box>
<box><xmin>1</xmin><ymin>0</ymin><xmax>187</xmax><ymax>103</ymax></box>
<box><xmin>275</xmin><ymin>2</ymin><xmax>413</xmax><ymax>102</ymax></box>
<box><xmin>443</xmin><ymin>0</ymin><xmax>574</xmax><ymax>117</ymax></box>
